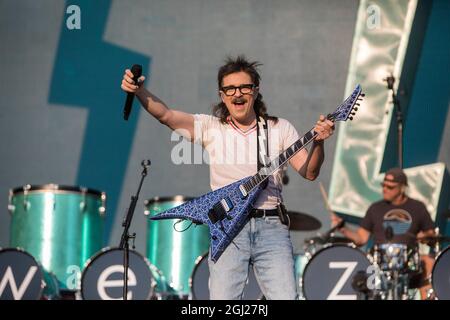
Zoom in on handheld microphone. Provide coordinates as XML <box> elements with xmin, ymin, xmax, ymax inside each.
<box><xmin>123</xmin><ymin>64</ymin><xmax>143</xmax><ymax>121</ymax></box>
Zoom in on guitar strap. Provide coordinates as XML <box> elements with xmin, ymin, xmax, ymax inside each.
<box><xmin>257</xmin><ymin>115</ymin><xmax>288</xmax><ymax>224</ymax></box>
<box><xmin>256</xmin><ymin>115</ymin><xmax>269</xmax><ymax>189</ymax></box>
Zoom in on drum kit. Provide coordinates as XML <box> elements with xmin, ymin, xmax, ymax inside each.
<box><xmin>1</xmin><ymin>184</ymin><xmax>450</xmax><ymax>300</ymax></box>
<box><xmin>295</xmin><ymin>225</ymin><xmax>450</xmax><ymax>300</ymax></box>
<box><xmin>4</xmin><ymin>184</ymin><xmax>106</xmax><ymax>299</ymax></box>
<box><xmin>1</xmin><ymin>186</ymin><xmax>210</xmax><ymax>300</ymax></box>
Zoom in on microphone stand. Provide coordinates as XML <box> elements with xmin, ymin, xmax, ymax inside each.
<box><xmin>384</xmin><ymin>74</ymin><xmax>403</xmax><ymax>169</ymax></box>
<box><xmin>119</xmin><ymin>159</ymin><xmax>151</xmax><ymax>300</ymax></box>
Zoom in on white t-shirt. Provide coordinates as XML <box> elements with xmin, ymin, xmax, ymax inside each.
<box><xmin>193</xmin><ymin>114</ymin><xmax>300</xmax><ymax>209</ymax></box>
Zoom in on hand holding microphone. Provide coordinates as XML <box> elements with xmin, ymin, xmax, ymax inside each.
<box><xmin>121</xmin><ymin>64</ymin><xmax>144</xmax><ymax>120</ymax></box>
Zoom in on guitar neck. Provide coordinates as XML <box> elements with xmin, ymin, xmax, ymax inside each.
<box><xmin>243</xmin><ymin>127</ymin><xmax>318</xmax><ymax>192</ymax></box>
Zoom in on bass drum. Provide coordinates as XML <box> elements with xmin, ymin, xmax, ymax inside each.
<box><xmin>189</xmin><ymin>253</ymin><xmax>263</xmax><ymax>300</ymax></box>
<box><xmin>302</xmin><ymin>244</ymin><xmax>371</xmax><ymax>300</ymax></box>
<box><xmin>9</xmin><ymin>184</ymin><xmax>106</xmax><ymax>290</ymax></box>
<box><xmin>0</xmin><ymin>248</ymin><xmax>59</xmax><ymax>300</ymax></box>
<box><xmin>294</xmin><ymin>253</ymin><xmax>310</xmax><ymax>299</ymax></box>
<box><xmin>431</xmin><ymin>245</ymin><xmax>450</xmax><ymax>300</ymax></box>
<box><xmin>81</xmin><ymin>248</ymin><xmax>157</xmax><ymax>300</ymax></box>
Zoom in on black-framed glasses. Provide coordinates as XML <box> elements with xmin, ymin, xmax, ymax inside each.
<box><xmin>380</xmin><ymin>182</ymin><xmax>398</xmax><ymax>190</ymax></box>
<box><xmin>220</xmin><ymin>84</ymin><xmax>256</xmax><ymax>96</ymax></box>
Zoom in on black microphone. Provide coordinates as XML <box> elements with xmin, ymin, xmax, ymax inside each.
<box><xmin>123</xmin><ymin>64</ymin><xmax>143</xmax><ymax>121</ymax></box>
<box><xmin>352</xmin><ymin>271</ymin><xmax>369</xmax><ymax>294</ymax></box>
<box><xmin>383</xmin><ymin>74</ymin><xmax>395</xmax><ymax>90</ymax></box>
<box><xmin>141</xmin><ymin>159</ymin><xmax>151</xmax><ymax>168</ymax></box>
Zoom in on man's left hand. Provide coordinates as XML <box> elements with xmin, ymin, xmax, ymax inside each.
<box><xmin>314</xmin><ymin>115</ymin><xmax>335</xmax><ymax>141</ymax></box>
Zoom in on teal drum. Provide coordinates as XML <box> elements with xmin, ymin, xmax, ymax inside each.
<box><xmin>145</xmin><ymin>196</ymin><xmax>209</xmax><ymax>298</ymax></box>
<box><xmin>8</xmin><ymin>184</ymin><xmax>106</xmax><ymax>290</ymax></box>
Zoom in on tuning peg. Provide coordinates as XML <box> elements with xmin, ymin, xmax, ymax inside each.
<box><xmin>360</xmin><ymin>93</ymin><xmax>365</xmax><ymax>97</ymax></box>
<box><xmin>351</xmin><ymin>112</ymin><xmax>356</xmax><ymax>116</ymax></box>
<box><xmin>353</xmin><ymin>107</ymin><xmax>358</xmax><ymax>111</ymax></box>
<box><xmin>356</xmin><ymin>103</ymin><xmax>360</xmax><ymax>106</ymax></box>
<box><xmin>349</xmin><ymin>116</ymin><xmax>353</xmax><ymax>121</ymax></box>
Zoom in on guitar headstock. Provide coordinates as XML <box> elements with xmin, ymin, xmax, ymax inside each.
<box><xmin>327</xmin><ymin>84</ymin><xmax>364</xmax><ymax>122</ymax></box>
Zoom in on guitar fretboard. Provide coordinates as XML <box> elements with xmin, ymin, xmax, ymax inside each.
<box><xmin>243</xmin><ymin>127</ymin><xmax>318</xmax><ymax>192</ymax></box>
<box><xmin>241</xmin><ymin>84</ymin><xmax>362</xmax><ymax>194</ymax></box>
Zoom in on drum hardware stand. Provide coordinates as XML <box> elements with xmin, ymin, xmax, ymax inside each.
<box><xmin>431</xmin><ymin>227</ymin><xmax>441</xmax><ymax>255</ymax></box>
<box><xmin>119</xmin><ymin>159</ymin><xmax>151</xmax><ymax>300</ymax></box>
<box><xmin>426</xmin><ymin>288</ymin><xmax>435</xmax><ymax>300</ymax></box>
<box><xmin>376</xmin><ymin>269</ymin><xmax>412</xmax><ymax>300</ymax></box>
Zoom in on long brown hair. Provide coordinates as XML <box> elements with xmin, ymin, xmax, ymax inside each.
<box><xmin>212</xmin><ymin>55</ymin><xmax>278</xmax><ymax>124</ymax></box>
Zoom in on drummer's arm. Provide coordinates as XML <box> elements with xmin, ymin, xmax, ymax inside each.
<box><xmin>339</xmin><ymin>227</ymin><xmax>370</xmax><ymax>247</ymax></box>
<box><xmin>417</xmin><ymin>228</ymin><xmax>435</xmax><ymax>239</ymax></box>
<box><xmin>331</xmin><ymin>213</ymin><xmax>370</xmax><ymax>246</ymax></box>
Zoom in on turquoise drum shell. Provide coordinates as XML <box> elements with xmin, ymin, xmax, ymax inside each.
<box><xmin>9</xmin><ymin>184</ymin><xmax>106</xmax><ymax>290</ymax></box>
<box><xmin>145</xmin><ymin>196</ymin><xmax>210</xmax><ymax>296</ymax></box>
<box><xmin>294</xmin><ymin>253</ymin><xmax>310</xmax><ymax>299</ymax></box>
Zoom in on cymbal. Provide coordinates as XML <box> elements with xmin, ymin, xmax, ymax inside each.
<box><xmin>327</xmin><ymin>236</ymin><xmax>353</xmax><ymax>244</ymax></box>
<box><xmin>417</xmin><ymin>234</ymin><xmax>450</xmax><ymax>244</ymax></box>
<box><xmin>287</xmin><ymin>211</ymin><xmax>321</xmax><ymax>231</ymax></box>
<box><xmin>305</xmin><ymin>235</ymin><xmax>353</xmax><ymax>245</ymax></box>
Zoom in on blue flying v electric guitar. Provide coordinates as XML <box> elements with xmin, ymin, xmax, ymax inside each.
<box><xmin>150</xmin><ymin>85</ymin><xmax>364</xmax><ymax>262</ymax></box>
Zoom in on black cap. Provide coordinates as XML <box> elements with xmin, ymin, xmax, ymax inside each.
<box><xmin>384</xmin><ymin>167</ymin><xmax>408</xmax><ymax>185</ymax></box>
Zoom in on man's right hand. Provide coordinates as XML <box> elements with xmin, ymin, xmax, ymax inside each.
<box><xmin>330</xmin><ymin>212</ymin><xmax>343</xmax><ymax>229</ymax></box>
<box><xmin>121</xmin><ymin>69</ymin><xmax>145</xmax><ymax>94</ymax></box>
<box><xmin>119</xmin><ymin>69</ymin><xmax>196</xmax><ymax>141</ymax></box>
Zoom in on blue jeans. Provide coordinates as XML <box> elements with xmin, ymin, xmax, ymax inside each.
<box><xmin>208</xmin><ymin>216</ymin><xmax>297</xmax><ymax>300</ymax></box>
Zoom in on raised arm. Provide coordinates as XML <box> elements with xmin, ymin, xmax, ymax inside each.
<box><xmin>331</xmin><ymin>213</ymin><xmax>370</xmax><ymax>246</ymax></box>
<box><xmin>121</xmin><ymin>69</ymin><xmax>195</xmax><ymax>141</ymax></box>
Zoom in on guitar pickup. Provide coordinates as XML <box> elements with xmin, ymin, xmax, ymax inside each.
<box><xmin>208</xmin><ymin>197</ymin><xmax>234</xmax><ymax>224</ymax></box>
<box><xmin>239</xmin><ymin>185</ymin><xmax>248</xmax><ymax>198</ymax></box>
<box><xmin>220</xmin><ymin>198</ymin><xmax>234</xmax><ymax>212</ymax></box>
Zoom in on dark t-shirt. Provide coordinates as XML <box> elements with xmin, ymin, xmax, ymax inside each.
<box><xmin>360</xmin><ymin>197</ymin><xmax>434</xmax><ymax>246</ymax></box>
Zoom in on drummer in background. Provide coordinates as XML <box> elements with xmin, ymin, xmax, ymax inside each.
<box><xmin>331</xmin><ymin>167</ymin><xmax>436</xmax><ymax>299</ymax></box>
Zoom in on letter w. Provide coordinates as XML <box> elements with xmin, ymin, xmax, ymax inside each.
<box><xmin>0</xmin><ymin>266</ymin><xmax>38</xmax><ymax>299</ymax></box>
